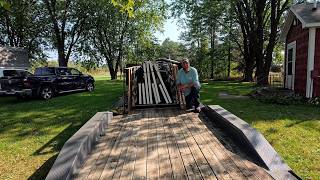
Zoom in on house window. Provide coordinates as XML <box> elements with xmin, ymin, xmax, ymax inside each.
<box><xmin>288</xmin><ymin>48</ymin><xmax>293</xmax><ymax>75</ymax></box>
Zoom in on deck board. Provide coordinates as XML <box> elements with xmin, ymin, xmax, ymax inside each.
<box><xmin>75</xmin><ymin>108</ymin><xmax>273</xmax><ymax>180</ymax></box>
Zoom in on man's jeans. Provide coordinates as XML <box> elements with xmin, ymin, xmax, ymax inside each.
<box><xmin>185</xmin><ymin>87</ymin><xmax>200</xmax><ymax>109</ymax></box>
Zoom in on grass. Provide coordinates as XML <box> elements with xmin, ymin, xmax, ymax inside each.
<box><xmin>0</xmin><ymin>76</ymin><xmax>123</xmax><ymax>180</ymax></box>
<box><xmin>201</xmin><ymin>81</ymin><xmax>320</xmax><ymax>179</ymax></box>
<box><xmin>0</xmin><ymin>78</ymin><xmax>319</xmax><ymax>179</ymax></box>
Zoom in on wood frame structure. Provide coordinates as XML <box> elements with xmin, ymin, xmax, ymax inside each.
<box><xmin>125</xmin><ymin>61</ymin><xmax>185</xmax><ymax>112</ymax></box>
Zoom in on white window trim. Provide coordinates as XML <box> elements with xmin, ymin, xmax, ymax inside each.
<box><xmin>286</xmin><ymin>41</ymin><xmax>296</xmax><ymax>90</ymax></box>
<box><xmin>306</xmin><ymin>28</ymin><xmax>316</xmax><ymax>98</ymax></box>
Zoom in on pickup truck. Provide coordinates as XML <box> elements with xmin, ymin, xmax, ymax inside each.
<box><xmin>0</xmin><ymin>68</ymin><xmax>33</xmax><ymax>98</ymax></box>
<box><xmin>30</xmin><ymin>67</ymin><xmax>95</xmax><ymax>99</ymax></box>
<box><xmin>0</xmin><ymin>67</ymin><xmax>95</xmax><ymax>99</ymax></box>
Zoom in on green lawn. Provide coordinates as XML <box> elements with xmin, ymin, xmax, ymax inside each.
<box><xmin>0</xmin><ymin>79</ymin><xmax>319</xmax><ymax>179</ymax></box>
<box><xmin>201</xmin><ymin>81</ymin><xmax>320</xmax><ymax>179</ymax></box>
<box><xmin>0</xmin><ymin>76</ymin><xmax>123</xmax><ymax>180</ymax></box>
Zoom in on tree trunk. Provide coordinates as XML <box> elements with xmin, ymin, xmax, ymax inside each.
<box><xmin>257</xmin><ymin>71</ymin><xmax>269</xmax><ymax>86</ymax></box>
<box><xmin>110</xmin><ymin>69</ymin><xmax>117</xmax><ymax>80</ymax></box>
<box><xmin>227</xmin><ymin>41</ymin><xmax>231</xmax><ymax>78</ymax></box>
<box><xmin>57</xmin><ymin>42</ymin><xmax>67</xmax><ymax>67</ymax></box>
<box><xmin>243</xmin><ymin>63</ymin><xmax>254</xmax><ymax>82</ymax></box>
<box><xmin>210</xmin><ymin>26</ymin><xmax>215</xmax><ymax>79</ymax></box>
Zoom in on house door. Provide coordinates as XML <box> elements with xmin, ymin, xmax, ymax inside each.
<box><xmin>286</xmin><ymin>41</ymin><xmax>296</xmax><ymax>90</ymax></box>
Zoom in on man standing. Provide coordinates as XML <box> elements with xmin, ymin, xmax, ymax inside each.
<box><xmin>176</xmin><ymin>58</ymin><xmax>201</xmax><ymax>112</ymax></box>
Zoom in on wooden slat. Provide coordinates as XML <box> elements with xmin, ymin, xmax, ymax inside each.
<box><xmin>76</xmin><ymin>108</ymin><xmax>274</xmax><ymax>180</ymax></box>
<box><xmin>154</xmin><ymin>63</ymin><xmax>172</xmax><ymax>103</ymax></box>
<box><xmin>186</xmin><ymin>113</ymin><xmax>248</xmax><ymax>179</ymax></box>
<box><xmin>179</xmin><ymin>113</ymin><xmax>232</xmax><ymax>180</ymax></box>
<box><xmin>150</xmin><ymin>62</ymin><xmax>161</xmax><ymax>104</ymax></box>
<box><xmin>99</xmin><ymin>118</ymin><xmax>133</xmax><ymax>179</ymax></box>
<box><xmin>152</xmin><ymin>83</ymin><xmax>160</xmax><ymax>104</ymax></box>
<box><xmin>163</xmin><ymin>111</ymin><xmax>188</xmax><ymax>179</ymax></box>
<box><xmin>132</xmin><ymin>111</ymin><xmax>148</xmax><ymax>179</ymax></box>
<box><xmin>192</xmin><ymin>113</ymin><xmax>273</xmax><ymax>180</ymax></box>
<box><xmin>168</xmin><ymin>110</ymin><xmax>202</xmax><ymax>179</ymax></box>
<box><xmin>143</xmin><ymin>62</ymin><xmax>149</xmax><ymax>104</ymax></box>
<box><xmin>86</xmin><ymin>117</ymin><xmax>127</xmax><ymax>180</ymax></box>
<box><xmin>146</xmin><ymin>110</ymin><xmax>159</xmax><ymax>179</ymax></box>
<box><xmin>128</xmin><ymin>68</ymin><xmax>132</xmax><ymax>111</ymax></box>
<box><xmin>158</xmin><ymin>84</ymin><xmax>169</xmax><ymax>104</ymax></box>
<box><xmin>157</xmin><ymin>110</ymin><xmax>173</xmax><ymax>179</ymax></box>
<box><xmin>175</xmin><ymin>113</ymin><xmax>217</xmax><ymax>180</ymax></box>
<box><xmin>73</xmin><ymin>116</ymin><xmax>123</xmax><ymax>180</ymax></box>
<box><xmin>146</xmin><ymin>61</ymin><xmax>154</xmax><ymax>104</ymax></box>
<box><xmin>113</xmin><ymin>113</ymin><xmax>144</xmax><ymax>179</ymax></box>
<box><xmin>117</xmin><ymin>121</ymin><xmax>139</xmax><ymax>180</ymax></box>
<box><xmin>138</xmin><ymin>83</ymin><xmax>142</xmax><ymax>105</ymax></box>
<box><xmin>142</xmin><ymin>83</ymin><xmax>146</xmax><ymax>105</ymax></box>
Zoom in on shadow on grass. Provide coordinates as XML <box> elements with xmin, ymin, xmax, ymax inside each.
<box><xmin>27</xmin><ymin>123</ymin><xmax>81</xmax><ymax>179</ymax></box>
<box><xmin>33</xmin><ymin>123</ymin><xmax>78</xmax><ymax>155</ymax></box>
<box><xmin>27</xmin><ymin>154</ymin><xmax>58</xmax><ymax>180</ymax></box>
<box><xmin>0</xmin><ymin>79</ymin><xmax>123</xmax><ymax>179</ymax></box>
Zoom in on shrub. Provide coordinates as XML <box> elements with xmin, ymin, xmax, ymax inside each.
<box><xmin>250</xmin><ymin>87</ymin><xmax>305</xmax><ymax>105</ymax></box>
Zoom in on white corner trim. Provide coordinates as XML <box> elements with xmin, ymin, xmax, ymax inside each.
<box><xmin>306</xmin><ymin>28</ymin><xmax>316</xmax><ymax>98</ymax></box>
<box><xmin>306</xmin><ymin>22</ymin><xmax>320</xmax><ymax>28</ymax></box>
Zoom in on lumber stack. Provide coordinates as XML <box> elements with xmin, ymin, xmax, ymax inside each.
<box><xmin>127</xmin><ymin>60</ymin><xmax>183</xmax><ymax>108</ymax></box>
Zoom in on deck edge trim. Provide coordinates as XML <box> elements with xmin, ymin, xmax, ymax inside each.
<box><xmin>45</xmin><ymin>111</ymin><xmax>113</xmax><ymax>180</ymax></box>
<box><xmin>202</xmin><ymin>105</ymin><xmax>301</xmax><ymax>180</ymax></box>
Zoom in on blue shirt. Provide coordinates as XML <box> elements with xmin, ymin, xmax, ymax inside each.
<box><xmin>176</xmin><ymin>67</ymin><xmax>200</xmax><ymax>96</ymax></box>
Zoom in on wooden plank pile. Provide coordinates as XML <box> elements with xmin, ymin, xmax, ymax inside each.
<box><xmin>126</xmin><ymin>60</ymin><xmax>185</xmax><ymax>110</ymax></box>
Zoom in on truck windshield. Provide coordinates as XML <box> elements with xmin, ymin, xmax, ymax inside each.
<box><xmin>3</xmin><ymin>70</ymin><xmax>19</xmax><ymax>77</ymax></box>
<box><xmin>35</xmin><ymin>68</ymin><xmax>55</xmax><ymax>76</ymax></box>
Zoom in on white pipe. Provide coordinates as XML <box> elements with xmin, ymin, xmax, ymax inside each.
<box><xmin>313</xmin><ymin>0</ymin><xmax>317</xmax><ymax>10</ymax></box>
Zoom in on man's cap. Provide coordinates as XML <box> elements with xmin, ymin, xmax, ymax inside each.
<box><xmin>181</xmin><ymin>58</ymin><xmax>189</xmax><ymax>64</ymax></box>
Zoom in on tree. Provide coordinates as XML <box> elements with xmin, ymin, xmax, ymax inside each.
<box><xmin>0</xmin><ymin>0</ymin><xmax>48</xmax><ymax>60</ymax></box>
<box><xmin>234</xmin><ymin>0</ymin><xmax>290</xmax><ymax>85</ymax></box>
<box><xmin>158</xmin><ymin>38</ymin><xmax>187</xmax><ymax>60</ymax></box>
<box><xmin>171</xmin><ymin>0</ymin><xmax>231</xmax><ymax>80</ymax></box>
<box><xmin>77</xmin><ymin>0</ymin><xmax>166</xmax><ymax>79</ymax></box>
<box><xmin>42</xmin><ymin>0</ymin><xmax>91</xmax><ymax>67</ymax></box>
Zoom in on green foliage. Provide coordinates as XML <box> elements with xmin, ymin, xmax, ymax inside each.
<box><xmin>0</xmin><ymin>0</ymin><xmax>10</xmax><ymax>10</ymax></box>
<box><xmin>75</xmin><ymin>0</ymin><xmax>166</xmax><ymax>78</ymax></box>
<box><xmin>308</xmin><ymin>97</ymin><xmax>320</xmax><ymax>106</ymax></box>
<box><xmin>0</xmin><ymin>0</ymin><xmax>48</xmax><ymax>60</ymax></box>
<box><xmin>171</xmin><ymin>0</ymin><xmax>241</xmax><ymax>80</ymax></box>
<box><xmin>158</xmin><ymin>38</ymin><xmax>188</xmax><ymax>60</ymax></box>
<box><xmin>111</xmin><ymin>0</ymin><xmax>135</xmax><ymax>17</ymax></box>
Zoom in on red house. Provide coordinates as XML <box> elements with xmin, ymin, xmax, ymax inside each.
<box><xmin>280</xmin><ymin>2</ymin><xmax>320</xmax><ymax>98</ymax></box>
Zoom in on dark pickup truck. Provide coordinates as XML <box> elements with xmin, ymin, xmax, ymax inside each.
<box><xmin>0</xmin><ymin>67</ymin><xmax>95</xmax><ymax>99</ymax></box>
<box><xmin>0</xmin><ymin>69</ymin><xmax>33</xmax><ymax>98</ymax></box>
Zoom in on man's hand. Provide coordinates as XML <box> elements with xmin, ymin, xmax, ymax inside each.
<box><xmin>178</xmin><ymin>83</ymin><xmax>194</xmax><ymax>91</ymax></box>
<box><xmin>178</xmin><ymin>84</ymin><xmax>185</xmax><ymax>91</ymax></box>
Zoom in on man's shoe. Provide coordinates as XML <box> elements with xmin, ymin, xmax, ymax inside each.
<box><xmin>194</xmin><ymin>106</ymin><xmax>201</xmax><ymax>113</ymax></box>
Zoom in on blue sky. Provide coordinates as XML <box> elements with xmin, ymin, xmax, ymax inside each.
<box><xmin>47</xmin><ymin>19</ymin><xmax>181</xmax><ymax>59</ymax></box>
<box><xmin>47</xmin><ymin>5</ymin><xmax>182</xmax><ymax>59</ymax></box>
<box><xmin>155</xmin><ymin>17</ymin><xmax>181</xmax><ymax>43</ymax></box>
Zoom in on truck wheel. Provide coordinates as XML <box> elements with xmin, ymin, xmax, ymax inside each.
<box><xmin>40</xmin><ymin>86</ymin><xmax>53</xmax><ymax>100</ymax></box>
<box><xmin>86</xmin><ymin>82</ymin><xmax>94</xmax><ymax>92</ymax></box>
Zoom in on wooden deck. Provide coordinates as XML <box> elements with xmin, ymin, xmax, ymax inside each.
<box><xmin>74</xmin><ymin>108</ymin><xmax>273</xmax><ymax>180</ymax></box>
